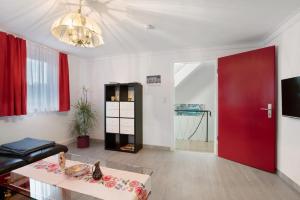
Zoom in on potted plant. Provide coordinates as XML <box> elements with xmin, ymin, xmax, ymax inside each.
<box><xmin>72</xmin><ymin>87</ymin><xmax>96</xmax><ymax>148</ymax></box>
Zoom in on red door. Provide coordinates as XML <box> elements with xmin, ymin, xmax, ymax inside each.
<box><xmin>218</xmin><ymin>46</ymin><xmax>276</xmax><ymax>173</ymax></box>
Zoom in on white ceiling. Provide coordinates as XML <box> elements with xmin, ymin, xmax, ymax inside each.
<box><xmin>0</xmin><ymin>0</ymin><xmax>300</xmax><ymax>58</ymax></box>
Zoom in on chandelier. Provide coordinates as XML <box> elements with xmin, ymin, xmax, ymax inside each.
<box><xmin>51</xmin><ymin>0</ymin><xmax>103</xmax><ymax>48</ymax></box>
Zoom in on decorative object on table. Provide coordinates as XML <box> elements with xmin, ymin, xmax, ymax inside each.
<box><xmin>71</xmin><ymin>87</ymin><xmax>96</xmax><ymax>148</ymax></box>
<box><xmin>120</xmin><ymin>144</ymin><xmax>135</xmax><ymax>152</ymax></box>
<box><xmin>58</xmin><ymin>152</ymin><xmax>66</xmax><ymax>169</ymax></box>
<box><xmin>128</xmin><ymin>97</ymin><xmax>133</xmax><ymax>101</ymax></box>
<box><xmin>64</xmin><ymin>164</ymin><xmax>90</xmax><ymax>177</ymax></box>
<box><xmin>51</xmin><ymin>0</ymin><xmax>103</xmax><ymax>48</ymax></box>
<box><xmin>92</xmin><ymin>161</ymin><xmax>103</xmax><ymax>180</ymax></box>
<box><xmin>146</xmin><ymin>75</ymin><xmax>161</xmax><ymax>85</ymax></box>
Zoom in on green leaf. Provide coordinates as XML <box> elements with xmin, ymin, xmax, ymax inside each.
<box><xmin>70</xmin><ymin>87</ymin><xmax>96</xmax><ymax>136</ymax></box>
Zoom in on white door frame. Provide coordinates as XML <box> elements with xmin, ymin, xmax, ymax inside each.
<box><xmin>170</xmin><ymin>60</ymin><xmax>218</xmax><ymax>155</ymax></box>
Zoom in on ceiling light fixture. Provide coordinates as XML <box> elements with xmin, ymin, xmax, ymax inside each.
<box><xmin>51</xmin><ymin>0</ymin><xmax>103</xmax><ymax>48</ymax></box>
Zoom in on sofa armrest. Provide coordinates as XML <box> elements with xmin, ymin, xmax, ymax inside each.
<box><xmin>23</xmin><ymin>144</ymin><xmax>68</xmax><ymax>163</ymax></box>
<box><xmin>0</xmin><ymin>157</ymin><xmax>26</xmax><ymax>175</ymax></box>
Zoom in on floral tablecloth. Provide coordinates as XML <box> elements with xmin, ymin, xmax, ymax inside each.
<box><xmin>13</xmin><ymin>155</ymin><xmax>151</xmax><ymax>200</ymax></box>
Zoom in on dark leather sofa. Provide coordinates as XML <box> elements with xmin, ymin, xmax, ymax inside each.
<box><xmin>0</xmin><ymin>144</ymin><xmax>68</xmax><ymax>175</ymax></box>
<box><xmin>0</xmin><ymin>141</ymin><xmax>68</xmax><ymax>199</ymax></box>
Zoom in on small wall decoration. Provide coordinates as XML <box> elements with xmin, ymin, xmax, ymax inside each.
<box><xmin>147</xmin><ymin>75</ymin><xmax>161</xmax><ymax>85</ymax></box>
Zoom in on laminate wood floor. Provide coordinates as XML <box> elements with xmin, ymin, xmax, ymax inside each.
<box><xmin>68</xmin><ymin>141</ymin><xmax>300</xmax><ymax>200</ymax></box>
<box><xmin>176</xmin><ymin>139</ymin><xmax>214</xmax><ymax>153</ymax></box>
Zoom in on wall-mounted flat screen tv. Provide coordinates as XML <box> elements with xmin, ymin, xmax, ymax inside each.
<box><xmin>282</xmin><ymin>76</ymin><xmax>300</xmax><ymax>118</ymax></box>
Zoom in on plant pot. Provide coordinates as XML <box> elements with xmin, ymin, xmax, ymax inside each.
<box><xmin>77</xmin><ymin>135</ymin><xmax>90</xmax><ymax>148</ymax></box>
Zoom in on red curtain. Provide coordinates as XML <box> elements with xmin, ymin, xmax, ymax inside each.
<box><xmin>59</xmin><ymin>52</ymin><xmax>70</xmax><ymax>112</ymax></box>
<box><xmin>0</xmin><ymin>32</ymin><xmax>27</xmax><ymax>116</ymax></box>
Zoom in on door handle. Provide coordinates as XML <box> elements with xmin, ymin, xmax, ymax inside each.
<box><xmin>260</xmin><ymin>108</ymin><xmax>271</xmax><ymax>111</ymax></box>
<box><xmin>260</xmin><ymin>104</ymin><xmax>272</xmax><ymax>118</ymax></box>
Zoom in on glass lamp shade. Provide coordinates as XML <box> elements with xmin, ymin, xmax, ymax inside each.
<box><xmin>51</xmin><ymin>12</ymin><xmax>104</xmax><ymax>48</ymax></box>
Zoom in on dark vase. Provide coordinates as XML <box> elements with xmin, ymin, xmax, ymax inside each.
<box><xmin>92</xmin><ymin>161</ymin><xmax>103</xmax><ymax>180</ymax></box>
<box><xmin>77</xmin><ymin>135</ymin><xmax>90</xmax><ymax>148</ymax></box>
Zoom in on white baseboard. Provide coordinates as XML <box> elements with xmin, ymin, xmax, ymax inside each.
<box><xmin>57</xmin><ymin>137</ymin><xmax>75</xmax><ymax>146</ymax></box>
<box><xmin>89</xmin><ymin>134</ymin><xmax>104</xmax><ymax>140</ymax></box>
<box><xmin>277</xmin><ymin>170</ymin><xmax>300</xmax><ymax>194</ymax></box>
<box><xmin>89</xmin><ymin>138</ymin><xmax>171</xmax><ymax>151</ymax></box>
<box><xmin>143</xmin><ymin>144</ymin><xmax>171</xmax><ymax>151</ymax></box>
<box><xmin>90</xmin><ymin>138</ymin><xmax>104</xmax><ymax>142</ymax></box>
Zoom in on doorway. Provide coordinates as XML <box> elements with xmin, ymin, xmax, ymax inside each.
<box><xmin>173</xmin><ymin>61</ymin><xmax>217</xmax><ymax>153</ymax></box>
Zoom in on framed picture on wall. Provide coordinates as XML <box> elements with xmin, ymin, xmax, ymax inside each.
<box><xmin>146</xmin><ymin>75</ymin><xmax>161</xmax><ymax>85</ymax></box>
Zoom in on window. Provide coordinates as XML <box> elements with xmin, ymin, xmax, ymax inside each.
<box><xmin>26</xmin><ymin>41</ymin><xmax>59</xmax><ymax>113</ymax></box>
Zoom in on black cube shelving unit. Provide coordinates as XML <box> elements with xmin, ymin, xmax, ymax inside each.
<box><xmin>104</xmin><ymin>83</ymin><xmax>143</xmax><ymax>153</ymax></box>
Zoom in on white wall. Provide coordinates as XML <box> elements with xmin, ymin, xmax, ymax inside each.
<box><xmin>266</xmin><ymin>13</ymin><xmax>300</xmax><ymax>186</ymax></box>
<box><xmin>86</xmin><ymin>46</ymin><xmax>257</xmax><ymax>148</ymax></box>
<box><xmin>175</xmin><ymin>61</ymin><xmax>216</xmax><ymax>142</ymax></box>
<box><xmin>0</xmin><ymin>55</ymin><xmax>86</xmax><ymax>145</ymax></box>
